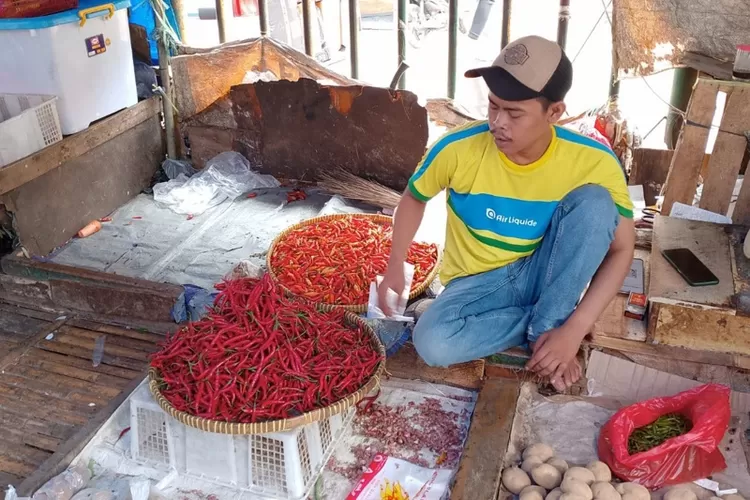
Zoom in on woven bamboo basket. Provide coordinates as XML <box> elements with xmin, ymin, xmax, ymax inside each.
<box><xmin>148</xmin><ymin>310</ymin><xmax>386</xmax><ymax>435</ymax></box>
<box><xmin>266</xmin><ymin>213</ymin><xmax>441</xmax><ymax>313</ymax></box>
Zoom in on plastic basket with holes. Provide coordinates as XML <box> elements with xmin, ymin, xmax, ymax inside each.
<box><xmin>0</xmin><ymin>94</ymin><xmax>63</xmax><ymax>167</ymax></box>
<box><xmin>129</xmin><ymin>384</ymin><xmax>354</xmax><ymax>499</ymax></box>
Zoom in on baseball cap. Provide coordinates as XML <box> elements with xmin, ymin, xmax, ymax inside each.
<box><xmin>465</xmin><ymin>35</ymin><xmax>573</xmax><ymax>102</ymax></box>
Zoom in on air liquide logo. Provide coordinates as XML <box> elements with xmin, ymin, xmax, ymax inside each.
<box><xmin>486</xmin><ymin>208</ymin><xmax>538</xmax><ymax>227</ymax></box>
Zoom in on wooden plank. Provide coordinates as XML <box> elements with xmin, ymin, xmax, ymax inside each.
<box><xmin>681</xmin><ymin>52</ymin><xmax>734</xmax><ymax>80</ymax></box>
<box><xmin>648</xmin><ymin>300</ymin><xmax>750</xmax><ymax>358</ymax></box>
<box><xmin>661</xmin><ymin>80</ymin><xmax>719</xmax><ymax>215</ymax></box>
<box><xmin>51</xmin><ymin>329</ymin><xmax>152</xmax><ymax>363</ymax></box>
<box><xmin>629</xmin><ymin>148</ymin><xmax>674</xmax><ymax>206</ymax></box>
<box><xmin>58</xmin><ymin>325</ymin><xmax>161</xmax><ymax>353</ymax></box>
<box><xmin>0</xmin><ymin>98</ymin><xmax>161</xmax><ymax>196</ymax></box>
<box><xmin>0</xmin><ymin>317</ymin><xmax>67</xmax><ymax>370</ymax></box>
<box><xmin>385</xmin><ymin>344</ymin><xmax>485</xmax><ymax>390</ymax></box>
<box><xmin>0</xmin><ymin>408</ymin><xmax>75</xmax><ymax>441</ymax></box>
<box><xmin>0</xmin><ymin>381</ymin><xmax>97</xmax><ymax>420</ymax></box>
<box><xmin>733</xmin><ymin>157</ymin><xmax>750</xmax><ymax>225</ymax></box>
<box><xmin>36</xmin><ymin>339</ymin><xmax>146</xmax><ymax>372</ymax></box>
<box><xmin>699</xmin><ymin>86</ymin><xmax>750</xmax><ymax>215</ymax></box>
<box><xmin>24</xmin><ymin>348</ymin><xmax>141</xmax><ymax>380</ymax></box>
<box><xmin>17</xmin><ymin>372</ymin><xmax>146</xmax><ymax>496</ymax></box>
<box><xmin>649</xmin><ymin>215</ymin><xmax>735</xmax><ymax>308</ymax></box>
<box><xmin>18</xmin><ymin>353</ymin><xmax>132</xmax><ymax>388</ymax></box>
<box><xmin>0</xmin><ymin>111</ymin><xmax>165</xmax><ymax>256</ymax></box>
<box><xmin>67</xmin><ymin>319</ymin><xmax>166</xmax><ymax>343</ymax></box>
<box><xmin>0</xmin><ymin>390</ymin><xmax>89</xmax><ymax>427</ymax></box>
<box><xmin>588</xmin><ymin>334</ymin><xmax>750</xmax><ymax>370</ymax></box>
<box><xmin>593</xmin><ymin>249</ymin><xmax>650</xmax><ymax>341</ymax></box>
<box><xmin>0</xmin><ymin>371</ymin><xmax>111</xmax><ymax>407</ymax></box>
<box><xmin>10</xmin><ymin>363</ymin><xmax>124</xmax><ymax>397</ymax></box>
<box><xmin>0</xmin><ymin>471</ymin><xmax>23</xmax><ymax>488</ymax></box>
<box><xmin>0</xmin><ymin>455</ymin><xmax>37</xmax><ymax>478</ymax></box>
<box><xmin>450</xmin><ymin>379</ymin><xmax>519</xmax><ymax>500</ymax></box>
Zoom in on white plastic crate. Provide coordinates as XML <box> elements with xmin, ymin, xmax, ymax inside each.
<box><xmin>0</xmin><ymin>94</ymin><xmax>62</xmax><ymax>167</ymax></box>
<box><xmin>129</xmin><ymin>385</ymin><xmax>354</xmax><ymax>500</ymax></box>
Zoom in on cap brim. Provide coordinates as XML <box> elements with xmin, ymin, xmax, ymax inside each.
<box><xmin>464</xmin><ymin>66</ymin><xmax>542</xmax><ymax>102</ymax></box>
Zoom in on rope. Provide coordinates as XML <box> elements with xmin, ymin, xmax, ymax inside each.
<box><xmin>148</xmin><ymin>0</ymin><xmax>183</xmax><ymax>55</ymax></box>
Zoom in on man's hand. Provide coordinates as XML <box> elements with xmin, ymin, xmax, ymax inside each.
<box><xmin>377</xmin><ymin>266</ymin><xmax>405</xmax><ymax>317</ymax></box>
<box><xmin>526</xmin><ymin>325</ymin><xmax>584</xmax><ymax>387</ymax></box>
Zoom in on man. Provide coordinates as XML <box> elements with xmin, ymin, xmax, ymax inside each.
<box><xmin>377</xmin><ymin>36</ymin><xmax>635</xmax><ymax>391</ymax></box>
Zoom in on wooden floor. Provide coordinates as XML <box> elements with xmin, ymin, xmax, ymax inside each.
<box><xmin>0</xmin><ymin>302</ymin><xmax>163</xmax><ymax>490</ymax></box>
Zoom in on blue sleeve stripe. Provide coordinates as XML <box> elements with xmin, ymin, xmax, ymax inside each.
<box><xmin>555</xmin><ymin>126</ymin><xmax>621</xmax><ymax>164</ymax></box>
<box><xmin>410</xmin><ymin>122</ymin><xmax>490</xmax><ymax>183</ymax></box>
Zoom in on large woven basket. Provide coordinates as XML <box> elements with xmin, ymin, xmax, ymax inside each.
<box><xmin>266</xmin><ymin>213</ymin><xmax>441</xmax><ymax>313</ymax></box>
<box><xmin>148</xmin><ymin>310</ymin><xmax>386</xmax><ymax>435</ymax></box>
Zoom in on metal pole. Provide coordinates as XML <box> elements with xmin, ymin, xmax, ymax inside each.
<box><xmin>556</xmin><ymin>0</ymin><xmax>570</xmax><ymax>50</ymax></box>
<box><xmin>258</xmin><ymin>0</ymin><xmax>269</xmax><ymax>36</ymax></box>
<box><xmin>665</xmin><ymin>67</ymin><xmax>698</xmax><ymax>148</ymax></box>
<box><xmin>302</xmin><ymin>0</ymin><xmax>314</xmax><ymax>56</ymax></box>
<box><xmin>215</xmin><ymin>0</ymin><xmax>229</xmax><ymax>43</ymax></box>
<box><xmin>447</xmin><ymin>0</ymin><xmax>458</xmax><ymax>98</ymax></box>
<box><xmin>397</xmin><ymin>0</ymin><xmax>407</xmax><ymax>88</ymax></box>
<box><xmin>171</xmin><ymin>0</ymin><xmax>188</xmax><ymax>44</ymax></box>
<box><xmin>348</xmin><ymin>0</ymin><xmax>360</xmax><ymax>78</ymax></box>
<box><xmin>155</xmin><ymin>0</ymin><xmax>176</xmax><ymax>159</ymax></box>
<box><xmin>500</xmin><ymin>0</ymin><xmax>511</xmax><ymax>48</ymax></box>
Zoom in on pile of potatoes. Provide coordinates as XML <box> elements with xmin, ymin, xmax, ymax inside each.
<box><xmin>502</xmin><ymin>443</ymin><xmax>650</xmax><ymax>500</ymax></box>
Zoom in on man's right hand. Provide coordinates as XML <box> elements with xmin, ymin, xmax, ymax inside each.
<box><xmin>377</xmin><ymin>265</ymin><xmax>405</xmax><ymax>317</ymax></box>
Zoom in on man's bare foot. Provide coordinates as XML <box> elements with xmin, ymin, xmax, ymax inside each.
<box><xmin>550</xmin><ymin>358</ymin><xmax>582</xmax><ymax>392</ymax></box>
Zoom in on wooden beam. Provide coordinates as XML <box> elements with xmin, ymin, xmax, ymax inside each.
<box><xmin>681</xmin><ymin>52</ymin><xmax>734</xmax><ymax>81</ymax></box>
<box><xmin>699</xmin><ymin>86</ymin><xmax>750</xmax><ymax>215</ymax></box>
<box><xmin>629</xmin><ymin>148</ymin><xmax>673</xmax><ymax>206</ymax></box>
<box><xmin>587</xmin><ymin>335</ymin><xmax>750</xmax><ymax>370</ymax></box>
<box><xmin>385</xmin><ymin>344</ymin><xmax>485</xmax><ymax>390</ymax></box>
<box><xmin>0</xmin><ymin>98</ymin><xmax>161</xmax><ymax>196</ymax></box>
<box><xmin>661</xmin><ymin>80</ymin><xmax>719</xmax><ymax>215</ymax></box>
<box><xmin>451</xmin><ymin>379</ymin><xmax>519</xmax><ymax>500</ymax></box>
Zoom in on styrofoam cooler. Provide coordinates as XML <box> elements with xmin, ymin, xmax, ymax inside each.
<box><xmin>0</xmin><ymin>0</ymin><xmax>138</xmax><ymax>135</ymax></box>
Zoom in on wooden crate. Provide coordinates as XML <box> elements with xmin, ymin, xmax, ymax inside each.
<box><xmin>661</xmin><ymin>79</ymin><xmax>750</xmax><ymax>220</ymax></box>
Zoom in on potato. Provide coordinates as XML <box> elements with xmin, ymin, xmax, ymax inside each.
<box><xmin>547</xmin><ymin>457</ymin><xmax>570</xmax><ymax>474</ymax></box>
<box><xmin>532</xmin><ymin>464</ymin><xmax>563</xmax><ymax>489</ymax></box>
<box><xmin>524</xmin><ymin>443</ymin><xmax>556</xmax><ymax>462</ymax></box>
<box><xmin>586</xmin><ymin>461</ymin><xmax>612</xmax><ymax>483</ymax></box>
<box><xmin>663</xmin><ymin>488</ymin><xmax>697</xmax><ymax>500</ymax></box>
<box><xmin>547</xmin><ymin>488</ymin><xmax>564</xmax><ymax>500</ymax></box>
<box><xmin>561</xmin><ymin>478</ymin><xmax>593</xmax><ymax>500</ymax></box>
<box><xmin>591</xmin><ymin>482</ymin><xmax>620</xmax><ymax>500</ymax></box>
<box><xmin>561</xmin><ymin>494</ymin><xmax>591</xmax><ymax>500</ymax></box>
<box><xmin>564</xmin><ymin>467</ymin><xmax>596</xmax><ymax>486</ymax></box>
<box><xmin>523</xmin><ymin>456</ymin><xmax>547</xmax><ymax>474</ymax></box>
<box><xmin>615</xmin><ymin>482</ymin><xmax>650</xmax><ymax>500</ymax></box>
<box><xmin>503</xmin><ymin>466</ymin><xmax>532</xmax><ymax>494</ymax></box>
<box><xmin>709</xmin><ymin>497</ymin><xmax>723</xmax><ymax>500</ymax></box>
<box><xmin>724</xmin><ymin>495</ymin><xmax>746</xmax><ymax>500</ymax></box>
<box><xmin>521</xmin><ymin>485</ymin><xmax>548</xmax><ymax>500</ymax></box>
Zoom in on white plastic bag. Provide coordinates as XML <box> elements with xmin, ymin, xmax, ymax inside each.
<box><xmin>366</xmin><ymin>263</ymin><xmax>415</xmax><ymax>321</ymax></box>
<box><xmin>31</xmin><ymin>465</ymin><xmax>90</xmax><ymax>500</ymax></box>
<box><xmin>153</xmin><ymin>152</ymin><xmax>279</xmax><ymax>215</ymax></box>
<box><xmin>347</xmin><ymin>454</ymin><xmax>452</xmax><ymax>500</ymax></box>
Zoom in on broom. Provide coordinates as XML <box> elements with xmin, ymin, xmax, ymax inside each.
<box><xmin>318</xmin><ymin>169</ymin><xmax>403</xmax><ymax>210</ymax></box>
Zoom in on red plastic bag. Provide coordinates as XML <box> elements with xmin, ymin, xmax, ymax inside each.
<box><xmin>598</xmin><ymin>383</ymin><xmax>730</xmax><ymax>489</ymax></box>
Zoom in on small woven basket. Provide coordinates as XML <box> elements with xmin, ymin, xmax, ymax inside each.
<box><xmin>267</xmin><ymin>213</ymin><xmax>440</xmax><ymax>313</ymax></box>
<box><xmin>148</xmin><ymin>310</ymin><xmax>386</xmax><ymax>435</ymax></box>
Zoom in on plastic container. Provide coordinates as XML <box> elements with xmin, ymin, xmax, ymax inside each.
<box><xmin>0</xmin><ymin>0</ymin><xmax>78</xmax><ymax>18</ymax></box>
<box><xmin>0</xmin><ymin>94</ymin><xmax>63</xmax><ymax>167</ymax></box>
<box><xmin>0</xmin><ymin>0</ymin><xmax>138</xmax><ymax>135</ymax></box>
<box><xmin>129</xmin><ymin>384</ymin><xmax>354</xmax><ymax>500</ymax></box>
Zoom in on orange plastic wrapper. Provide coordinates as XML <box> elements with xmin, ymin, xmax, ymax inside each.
<box><xmin>598</xmin><ymin>384</ymin><xmax>730</xmax><ymax>489</ymax></box>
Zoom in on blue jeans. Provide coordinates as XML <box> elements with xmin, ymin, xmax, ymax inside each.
<box><xmin>412</xmin><ymin>185</ymin><xmax>620</xmax><ymax>367</ymax></box>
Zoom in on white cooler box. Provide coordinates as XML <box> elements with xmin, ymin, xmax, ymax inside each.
<box><xmin>0</xmin><ymin>0</ymin><xmax>138</xmax><ymax>135</ymax></box>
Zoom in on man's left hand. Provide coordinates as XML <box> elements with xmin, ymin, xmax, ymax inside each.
<box><xmin>526</xmin><ymin>325</ymin><xmax>584</xmax><ymax>383</ymax></box>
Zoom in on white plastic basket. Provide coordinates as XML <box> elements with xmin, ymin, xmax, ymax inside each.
<box><xmin>0</xmin><ymin>94</ymin><xmax>62</xmax><ymax>167</ymax></box>
<box><xmin>129</xmin><ymin>385</ymin><xmax>354</xmax><ymax>500</ymax></box>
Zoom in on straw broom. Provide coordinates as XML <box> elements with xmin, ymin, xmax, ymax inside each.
<box><xmin>318</xmin><ymin>169</ymin><xmax>403</xmax><ymax>210</ymax></box>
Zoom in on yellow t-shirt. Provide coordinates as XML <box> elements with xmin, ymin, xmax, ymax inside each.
<box><xmin>408</xmin><ymin>121</ymin><xmax>634</xmax><ymax>285</ymax></box>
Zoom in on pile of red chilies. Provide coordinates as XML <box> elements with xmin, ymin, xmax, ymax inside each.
<box><xmin>270</xmin><ymin>216</ymin><xmax>439</xmax><ymax>305</ymax></box>
<box><xmin>150</xmin><ymin>274</ymin><xmax>382</xmax><ymax>423</ymax></box>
